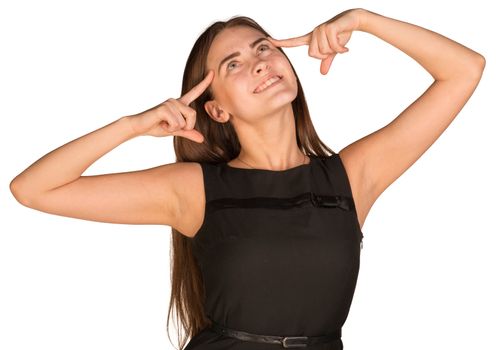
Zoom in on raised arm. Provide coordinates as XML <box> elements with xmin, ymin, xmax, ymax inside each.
<box><xmin>10</xmin><ymin>70</ymin><xmax>214</xmax><ymax>227</ymax></box>
<box><xmin>10</xmin><ymin>117</ymin><xmax>175</xmax><ymax>225</ymax></box>
<box><xmin>339</xmin><ymin>9</ymin><xmax>485</xmax><ymax>223</ymax></box>
<box><xmin>267</xmin><ymin>8</ymin><xmax>485</xmax><ymax>227</ymax></box>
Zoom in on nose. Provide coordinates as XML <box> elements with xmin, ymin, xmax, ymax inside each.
<box><xmin>254</xmin><ymin>59</ymin><xmax>270</xmax><ymax>75</ymax></box>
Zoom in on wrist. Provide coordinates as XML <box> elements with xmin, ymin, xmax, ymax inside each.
<box><xmin>355</xmin><ymin>8</ymin><xmax>373</xmax><ymax>32</ymax></box>
<box><xmin>120</xmin><ymin>115</ymin><xmax>142</xmax><ymax>139</ymax></box>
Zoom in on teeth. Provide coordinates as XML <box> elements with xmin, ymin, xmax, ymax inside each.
<box><xmin>255</xmin><ymin>76</ymin><xmax>281</xmax><ymax>93</ymax></box>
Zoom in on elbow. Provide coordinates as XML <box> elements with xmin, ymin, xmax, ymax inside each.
<box><xmin>10</xmin><ymin>179</ymin><xmax>26</xmax><ymax>205</ymax></box>
<box><xmin>458</xmin><ymin>53</ymin><xmax>486</xmax><ymax>80</ymax></box>
<box><xmin>10</xmin><ymin>178</ymin><xmax>35</xmax><ymax>208</ymax></box>
<box><xmin>458</xmin><ymin>55</ymin><xmax>485</xmax><ymax>82</ymax></box>
<box><xmin>470</xmin><ymin>54</ymin><xmax>486</xmax><ymax>78</ymax></box>
<box><xmin>478</xmin><ymin>54</ymin><xmax>486</xmax><ymax>73</ymax></box>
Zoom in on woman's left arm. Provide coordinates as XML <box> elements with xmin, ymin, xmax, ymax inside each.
<box><xmin>340</xmin><ymin>8</ymin><xmax>485</xmax><ymax>205</ymax></box>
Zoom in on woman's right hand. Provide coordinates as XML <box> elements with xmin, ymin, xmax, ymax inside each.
<box><xmin>126</xmin><ymin>70</ymin><xmax>214</xmax><ymax>142</ymax></box>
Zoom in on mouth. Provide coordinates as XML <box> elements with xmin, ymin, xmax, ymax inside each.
<box><xmin>253</xmin><ymin>75</ymin><xmax>283</xmax><ymax>94</ymax></box>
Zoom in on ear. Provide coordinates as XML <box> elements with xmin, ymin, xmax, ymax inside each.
<box><xmin>204</xmin><ymin>100</ymin><xmax>230</xmax><ymax>123</ymax></box>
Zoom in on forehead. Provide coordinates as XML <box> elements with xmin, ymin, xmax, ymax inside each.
<box><xmin>207</xmin><ymin>26</ymin><xmax>264</xmax><ymax>66</ymax></box>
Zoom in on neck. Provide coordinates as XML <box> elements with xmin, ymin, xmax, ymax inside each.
<box><xmin>235</xmin><ymin>151</ymin><xmax>308</xmax><ymax>170</ymax></box>
<box><xmin>230</xmin><ymin>105</ymin><xmax>305</xmax><ymax>170</ymax></box>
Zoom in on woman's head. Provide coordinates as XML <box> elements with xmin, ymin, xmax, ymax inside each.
<box><xmin>174</xmin><ymin>15</ymin><xmax>334</xmax><ymax>162</ymax></box>
<box><xmin>167</xmin><ymin>16</ymin><xmax>335</xmax><ymax>350</ymax></box>
<box><xmin>204</xmin><ymin>25</ymin><xmax>299</xmax><ymax>126</ymax></box>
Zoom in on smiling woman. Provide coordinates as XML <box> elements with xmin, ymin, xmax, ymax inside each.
<box><xmin>202</xmin><ymin>25</ymin><xmax>303</xmax><ymax>142</ymax></box>
<box><xmin>9</xmin><ymin>12</ymin><xmax>342</xmax><ymax>350</ymax></box>
<box><xmin>168</xmin><ymin>16</ymin><xmax>352</xmax><ymax>350</ymax></box>
<box><xmin>8</xmin><ymin>5</ymin><xmax>486</xmax><ymax>350</ymax></box>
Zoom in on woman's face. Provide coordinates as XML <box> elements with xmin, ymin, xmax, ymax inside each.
<box><xmin>205</xmin><ymin>26</ymin><xmax>298</xmax><ymax>123</ymax></box>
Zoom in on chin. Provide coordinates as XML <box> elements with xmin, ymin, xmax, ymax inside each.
<box><xmin>270</xmin><ymin>89</ymin><xmax>298</xmax><ymax>105</ymax></box>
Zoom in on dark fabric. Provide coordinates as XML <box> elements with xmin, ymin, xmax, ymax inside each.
<box><xmin>184</xmin><ymin>153</ymin><xmax>364</xmax><ymax>349</ymax></box>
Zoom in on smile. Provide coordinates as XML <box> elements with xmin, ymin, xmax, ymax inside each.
<box><xmin>253</xmin><ymin>75</ymin><xmax>283</xmax><ymax>94</ymax></box>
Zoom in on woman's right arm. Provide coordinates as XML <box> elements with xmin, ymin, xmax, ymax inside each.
<box><xmin>9</xmin><ymin>70</ymin><xmax>215</xmax><ymax>227</ymax></box>
<box><xmin>9</xmin><ymin>116</ymin><xmax>177</xmax><ymax>226</ymax></box>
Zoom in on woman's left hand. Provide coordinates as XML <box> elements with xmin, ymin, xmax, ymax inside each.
<box><xmin>268</xmin><ymin>8</ymin><xmax>362</xmax><ymax>75</ymax></box>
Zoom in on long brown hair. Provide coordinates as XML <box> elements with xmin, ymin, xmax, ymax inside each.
<box><xmin>166</xmin><ymin>15</ymin><xmax>336</xmax><ymax>349</ymax></box>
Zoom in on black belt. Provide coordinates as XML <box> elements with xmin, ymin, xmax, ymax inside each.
<box><xmin>209</xmin><ymin>320</ymin><xmax>341</xmax><ymax>348</ymax></box>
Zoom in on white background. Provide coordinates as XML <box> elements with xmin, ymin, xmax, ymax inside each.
<box><xmin>1</xmin><ymin>0</ymin><xmax>494</xmax><ymax>349</ymax></box>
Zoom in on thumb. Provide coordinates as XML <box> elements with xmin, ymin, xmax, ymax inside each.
<box><xmin>172</xmin><ymin>128</ymin><xmax>205</xmax><ymax>143</ymax></box>
<box><xmin>320</xmin><ymin>54</ymin><xmax>337</xmax><ymax>75</ymax></box>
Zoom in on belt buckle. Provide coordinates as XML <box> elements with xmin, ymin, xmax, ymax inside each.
<box><xmin>281</xmin><ymin>336</ymin><xmax>308</xmax><ymax>348</ymax></box>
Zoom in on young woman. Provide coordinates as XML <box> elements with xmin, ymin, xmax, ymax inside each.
<box><xmin>10</xmin><ymin>8</ymin><xmax>484</xmax><ymax>350</ymax></box>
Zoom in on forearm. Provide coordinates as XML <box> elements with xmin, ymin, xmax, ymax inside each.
<box><xmin>356</xmin><ymin>8</ymin><xmax>485</xmax><ymax>80</ymax></box>
<box><xmin>10</xmin><ymin>116</ymin><xmax>138</xmax><ymax>199</ymax></box>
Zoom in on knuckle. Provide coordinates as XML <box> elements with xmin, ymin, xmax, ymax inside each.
<box><xmin>309</xmin><ymin>48</ymin><xmax>319</xmax><ymax>58</ymax></box>
<box><xmin>157</xmin><ymin>105</ymin><xmax>169</xmax><ymax>117</ymax></box>
<box><xmin>322</xmin><ymin>46</ymin><xmax>332</xmax><ymax>54</ymax></box>
<box><xmin>177</xmin><ymin>96</ymin><xmax>187</xmax><ymax>106</ymax></box>
<box><xmin>188</xmin><ymin>113</ymin><xmax>197</xmax><ymax>129</ymax></box>
<box><xmin>182</xmin><ymin>115</ymin><xmax>194</xmax><ymax>130</ymax></box>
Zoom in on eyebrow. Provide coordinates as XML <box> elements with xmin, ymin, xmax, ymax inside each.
<box><xmin>217</xmin><ymin>37</ymin><xmax>269</xmax><ymax>75</ymax></box>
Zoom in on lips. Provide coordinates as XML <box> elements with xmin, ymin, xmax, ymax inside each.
<box><xmin>253</xmin><ymin>74</ymin><xmax>283</xmax><ymax>94</ymax></box>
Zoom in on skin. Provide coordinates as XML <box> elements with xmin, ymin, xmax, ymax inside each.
<box><xmin>203</xmin><ymin>8</ymin><xmax>484</xmax><ymax>230</ymax></box>
<box><xmin>265</xmin><ymin>8</ymin><xmax>484</xmax><ymax>230</ymax></box>
<box><xmin>204</xmin><ymin>26</ymin><xmax>308</xmax><ymax>170</ymax></box>
<box><xmin>9</xmin><ymin>9</ymin><xmax>484</xmax><ymax>236</ymax></box>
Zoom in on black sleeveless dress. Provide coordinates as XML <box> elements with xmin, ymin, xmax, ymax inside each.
<box><xmin>184</xmin><ymin>153</ymin><xmax>364</xmax><ymax>350</ymax></box>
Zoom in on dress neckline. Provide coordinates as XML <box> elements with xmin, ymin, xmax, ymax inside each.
<box><xmin>222</xmin><ymin>155</ymin><xmax>314</xmax><ymax>173</ymax></box>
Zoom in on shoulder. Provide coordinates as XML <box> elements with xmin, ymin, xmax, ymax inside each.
<box><xmin>165</xmin><ymin>160</ymin><xmax>204</xmax><ymax>209</ymax></box>
<box><xmin>167</xmin><ymin>161</ymin><xmax>206</xmax><ymax>238</ymax></box>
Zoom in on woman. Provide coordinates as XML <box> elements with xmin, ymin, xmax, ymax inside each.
<box><xmin>10</xmin><ymin>8</ymin><xmax>484</xmax><ymax>350</ymax></box>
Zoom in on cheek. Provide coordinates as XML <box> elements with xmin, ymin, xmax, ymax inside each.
<box><xmin>226</xmin><ymin>75</ymin><xmax>253</xmax><ymax>96</ymax></box>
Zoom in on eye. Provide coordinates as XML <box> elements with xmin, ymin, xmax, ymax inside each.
<box><xmin>258</xmin><ymin>44</ymin><xmax>270</xmax><ymax>52</ymax></box>
<box><xmin>226</xmin><ymin>44</ymin><xmax>271</xmax><ymax>71</ymax></box>
<box><xmin>227</xmin><ymin>61</ymin><xmax>238</xmax><ymax>71</ymax></box>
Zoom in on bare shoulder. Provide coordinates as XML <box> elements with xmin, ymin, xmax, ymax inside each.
<box><xmin>169</xmin><ymin>161</ymin><xmax>205</xmax><ymax>239</ymax></box>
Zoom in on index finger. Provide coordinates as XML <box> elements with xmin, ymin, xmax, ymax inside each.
<box><xmin>267</xmin><ymin>33</ymin><xmax>311</xmax><ymax>48</ymax></box>
<box><xmin>180</xmin><ymin>69</ymin><xmax>215</xmax><ymax>105</ymax></box>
